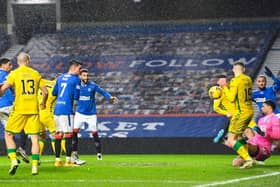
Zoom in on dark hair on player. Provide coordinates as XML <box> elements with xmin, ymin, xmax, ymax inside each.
<box><xmin>263</xmin><ymin>100</ymin><xmax>276</xmax><ymax>111</ymax></box>
<box><xmin>69</xmin><ymin>59</ymin><xmax>83</xmax><ymax>68</ymax></box>
<box><xmin>0</xmin><ymin>58</ymin><xmax>10</xmax><ymax>66</ymax></box>
<box><xmin>80</xmin><ymin>68</ymin><xmax>88</xmax><ymax>74</ymax></box>
<box><xmin>233</xmin><ymin>62</ymin><xmax>245</xmax><ymax>68</ymax></box>
<box><xmin>216</xmin><ymin>75</ymin><xmax>227</xmax><ymax>79</ymax></box>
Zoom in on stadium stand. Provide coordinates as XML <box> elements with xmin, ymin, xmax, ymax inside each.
<box><xmin>18</xmin><ymin>21</ymin><xmax>278</xmax><ymax>115</ymax></box>
<box><xmin>0</xmin><ymin>28</ymin><xmax>10</xmax><ymax>56</ymax></box>
<box><xmin>0</xmin><ymin>1</ymin><xmax>279</xmax><ymax>154</ymax></box>
<box><xmin>0</xmin><ymin>0</ymin><xmax>6</xmax><ymax>24</ymax></box>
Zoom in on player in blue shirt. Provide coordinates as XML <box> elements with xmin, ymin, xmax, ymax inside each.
<box><xmin>252</xmin><ymin>66</ymin><xmax>280</xmax><ymax>116</ymax></box>
<box><xmin>0</xmin><ymin>58</ymin><xmax>14</xmax><ymax>125</ymax></box>
<box><xmin>52</xmin><ymin>60</ymin><xmax>82</xmax><ymax>167</ymax></box>
<box><xmin>72</xmin><ymin>68</ymin><xmax>118</xmax><ymax>164</ymax></box>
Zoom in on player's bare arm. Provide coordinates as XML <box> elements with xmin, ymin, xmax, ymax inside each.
<box><xmin>0</xmin><ymin>82</ymin><xmax>12</xmax><ymax>96</ymax></box>
<box><xmin>39</xmin><ymin>85</ymin><xmax>48</xmax><ymax>110</ymax></box>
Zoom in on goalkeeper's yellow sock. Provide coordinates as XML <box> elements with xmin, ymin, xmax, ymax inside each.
<box><xmin>233</xmin><ymin>139</ymin><xmax>251</xmax><ymax>161</ymax></box>
<box><xmin>7</xmin><ymin>148</ymin><xmax>17</xmax><ymax>161</ymax></box>
<box><xmin>39</xmin><ymin>138</ymin><xmax>46</xmax><ymax>156</ymax></box>
<box><xmin>51</xmin><ymin>138</ymin><xmax>56</xmax><ymax>154</ymax></box>
<box><xmin>61</xmin><ymin>138</ymin><xmax>66</xmax><ymax>154</ymax></box>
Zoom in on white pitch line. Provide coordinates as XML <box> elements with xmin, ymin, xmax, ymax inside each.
<box><xmin>0</xmin><ymin>179</ymin><xmax>198</xmax><ymax>184</ymax></box>
<box><xmin>194</xmin><ymin>172</ymin><xmax>280</xmax><ymax>187</ymax></box>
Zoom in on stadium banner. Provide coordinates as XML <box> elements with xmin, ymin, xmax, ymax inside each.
<box><xmin>77</xmin><ymin>115</ymin><xmax>227</xmax><ymax>138</ymax></box>
<box><xmin>0</xmin><ymin>115</ymin><xmax>227</xmax><ymax>139</ymax></box>
<box><xmin>32</xmin><ymin>53</ymin><xmax>259</xmax><ymax>73</ymax></box>
<box><xmin>0</xmin><ymin>114</ymin><xmax>227</xmax><ymax>139</ymax></box>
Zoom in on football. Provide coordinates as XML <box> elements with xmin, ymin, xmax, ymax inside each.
<box><xmin>208</xmin><ymin>86</ymin><xmax>222</xmax><ymax>99</ymax></box>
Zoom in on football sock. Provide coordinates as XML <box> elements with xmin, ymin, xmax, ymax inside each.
<box><xmin>32</xmin><ymin>154</ymin><xmax>40</xmax><ymax>166</ymax></box>
<box><xmin>233</xmin><ymin>139</ymin><xmax>251</xmax><ymax>161</ymax></box>
<box><xmin>65</xmin><ymin>137</ymin><xmax>72</xmax><ymax>157</ymax></box>
<box><xmin>8</xmin><ymin>148</ymin><xmax>17</xmax><ymax>161</ymax></box>
<box><xmin>55</xmin><ymin>138</ymin><xmax>62</xmax><ymax>158</ymax></box>
<box><xmin>72</xmin><ymin>132</ymin><xmax>78</xmax><ymax>152</ymax></box>
<box><xmin>93</xmin><ymin>133</ymin><xmax>102</xmax><ymax>154</ymax></box>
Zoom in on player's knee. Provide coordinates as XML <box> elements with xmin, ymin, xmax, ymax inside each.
<box><xmin>4</xmin><ymin>131</ymin><xmax>14</xmax><ymax>140</ymax></box>
<box><xmin>5</xmin><ymin>131</ymin><xmax>13</xmax><ymax>136</ymax></box>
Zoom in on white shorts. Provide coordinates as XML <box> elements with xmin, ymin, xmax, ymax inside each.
<box><xmin>54</xmin><ymin>115</ymin><xmax>74</xmax><ymax>133</ymax></box>
<box><xmin>74</xmin><ymin>112</ymin><xmax>97</xmax><ymax>132</ymax></box>
<box><xmin>0</xmin><ymin>105</ymin><xmax>13</xmax><ymax>126</ymax></box>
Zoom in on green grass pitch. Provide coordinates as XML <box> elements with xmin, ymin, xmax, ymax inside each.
<box><xmin>0</xmin><ymin>154</ymin><xmax>279</xmax><ymax>187</ymax></box>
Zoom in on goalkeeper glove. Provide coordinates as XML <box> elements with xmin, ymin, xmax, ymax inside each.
<box><xmin>252</xmin><ymin>126</ymin><xmax>265</xmax><ymax>136</ymax></box>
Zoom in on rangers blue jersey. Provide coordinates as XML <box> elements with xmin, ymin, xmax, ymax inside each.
<box><xmin>53</xmin><ymin>73</ymin><xmax>80</xmax><ymax>115</ymax></box>
<box><xmin>0</xmin><ymin>69</ymin><xmax>14</xmax><ymax>108</ymax></box>
<box><xmin>252</xmin><ymin>77</ymin><xmax>280</xmax><ymax>114</ymax></box>
<box><xmin>77</xmin><ymin>81</ymin><xmax>111</xmax><ymax>115</ymax></box>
